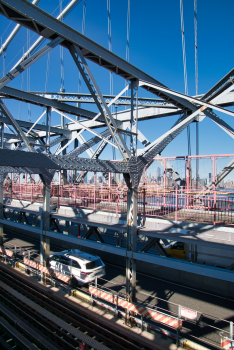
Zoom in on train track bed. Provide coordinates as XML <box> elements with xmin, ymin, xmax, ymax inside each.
<box><xmin>0</xmin><ymin>262</ymin><xmax>173</xmax><ymax>350</ymax></box>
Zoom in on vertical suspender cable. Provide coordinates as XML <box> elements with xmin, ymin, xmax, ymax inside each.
<box><xmin>59</xmin><ymin>0</ymin><xmax>66</xmax><ymax>183</ymax></box>
<box><xmin>76</xmin><ymin>0</ymin><xmax>86</xmax><ymax>167</ymax></box>
<box><xmin>45</xmin><ymin>52</ymin><xmax>51</xmax><ymax>93</ymax></box>
<box><xmin>19</xmin><ymin>48</ymin><xmax>25</xmax><ymax>120</ymax></box>
<box><xmin>124</xmin><ymin>0</ymin><xmax>130</xmax><ymax>128</ymax></box>
<box><xmin>194</xmin><ymin>0</ymin><xmax>199</xmax><ymax>188</ymax></box>
<box><xmin>1</xmin><ymin>37</ymin><xmax>6</xmax><ymax>109</ymax></box>
<box><xmin>2</xmin><ymin>39</ymin><xmax>6</xmax><ymax>102</ymax></box>
<box><xmin>194</xmin><ymin>0</ymin><xmax>198</xmax><ymax>96</ymax></box>
<box><xmin>44</xmin><ymin>51</ymin><xmax>51</xmax><ymax>124</ymax></box>
<box><xmin>126</xmin><ymin>0</ymin><xmax>130</xmax><ymax>63</ymax></box>
<box><xmin>107</xmin><ymin>0</ymin><xmax>113</xmax><ymax>98</ymax></box>
<box><xmin>107</xmin><ymin>0</ymin><xmax>115</xmax><ymax>161</ymax></box>
<box><xmin>78</xmin><ymin>0</ymin><xmax>86</xmax><ymax>93</ymax></box>
<box><xmin>60</xmin><ymin>0</ymin><xmax>65</xmax><ymax>93</ymax></box>
<box><xmin>180</xmin><ymin>0</ymin><xmax>188</xmax><ymax>96</ymax></box>
<box><xmin>27</xmin><ymin>29</ymin><xmax>31</xmax><ymax>122</ymax></box>
<box><xmin>180</xmin><ymin>0</ymin><xmax>191</xmax><ymax>157</ymax></box>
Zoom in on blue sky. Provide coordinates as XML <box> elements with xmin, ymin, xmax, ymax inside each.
<box><xmin>0</xmin><ymin>0</ymin><xmax>234</xmax><ymax>167</ymax></box>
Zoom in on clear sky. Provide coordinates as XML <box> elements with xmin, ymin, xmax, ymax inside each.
<box><xmin>0</xmin><ymin>0</ymin><xmax>234</xmax><ymax>171</ymax></box>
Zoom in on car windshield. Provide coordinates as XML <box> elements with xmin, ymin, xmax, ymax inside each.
<box><xmin>86</xmin><ymin>259</ymin><xmax>103</xmax><ymax>270</ymax></box>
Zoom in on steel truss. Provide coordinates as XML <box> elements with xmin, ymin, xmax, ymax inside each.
<box><xmin>0</xmin><ymin>0</ymin><xmax>234</xmax><ymax>306</ymax></box>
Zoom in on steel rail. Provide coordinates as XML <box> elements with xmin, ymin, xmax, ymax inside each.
<box><xmin>0</xmin><ymin>289</ymin><xmax>77</xmax><ymax>349</ymax></box>
<box><xmin>0</xmin><ymin>266</ymin><xmax>154</xmax><ymax>350</ymax></box>
<box><xmin>2</xmin><ymin>227</ymin><xmax>231</xmax><ymax>350</ymax></box>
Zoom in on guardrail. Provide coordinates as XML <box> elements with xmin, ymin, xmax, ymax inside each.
<box><xmin>0</xmin><ymin>242</ymin><xmax>232</xmax><ymax>348</ymax></box>
<box><xmin>4</xmin><ymin>182</ymin><xmax>234</xmax><ymax>225</ymax></box>
<box><xmin>89</xmin><ymin>285</ymin><xmax>182</xmax><ymax>329</ymax></box>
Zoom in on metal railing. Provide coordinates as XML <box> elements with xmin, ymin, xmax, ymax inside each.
<box><xmin>0</xmin><ymin>241</ymin><xmax>231</xmax><ymax>349</ymax></box>
<box><xmin>4</xmin><ymin>182</ymin><xmax>234</xmax><ymax>225</ymax></box>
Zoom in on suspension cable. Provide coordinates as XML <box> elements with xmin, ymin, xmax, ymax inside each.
<box><xmin>60</xmin><ymin>0</ymin><xmax>65</xmax><ymax>93</ymax></box>
<box><xmin>180</xmin><ymin>0</ymin><xmax>188</xmax><ymax>96</ymax></box>
<box><xmin>107</xmin><ymin>0</ymin><xmax>113</xmax><ymax>97</ymax></box>
<box><xmin>194</xmin><ymin>0</ymin><xmax>199</xmax><ymax>188</ymax></box>
<box><xmin>27</xmin><ymin>29</ymin><xmax>31</xmax><ymax>122</ymax></box>
<box><xmin>78</xmin><ymin>0</ymin><xmax>87</xmax><ymax>93</ymax></box>
<box><xmin>107</xmin><ymin>0</ymin><xmax>115</xmax><ymax>159</ymax></box>
<box><xmin>180</xmin><ymin>0</ymin><xmax>190</xmax><ymax>156</ymax></box>
<box><xmin>194</xmin><ymin>0</ymin><xmax>198</xmax><ymax>96</ymax></box>
<box><xmin>45</xmin><ymin>52</ymin><xmax>51</xmax><ymax>95</ymax></box>
<box><xmin>124</xmin><ymin>0</ymin><xmax>130</xmax><ymax>113</ymax></box>
<box><xmin>18</xmin><ymin>48</ymin><xmax>25</xmax><ymax>120</ymax></box>
<box><xmin>126</xmin><ymin>0</ymin><xmax>130</xmax><ymax>63</ymax></box>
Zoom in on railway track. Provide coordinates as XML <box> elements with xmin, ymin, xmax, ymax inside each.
<box><xmin>0</xmin><ymin>265</ymin><xmax>158</xmax><ymax>350</ymax></box>
<box><xmin>2</xmin><ymin>227</ymin><xmax>231</xmax><ymax>350</ymax></box>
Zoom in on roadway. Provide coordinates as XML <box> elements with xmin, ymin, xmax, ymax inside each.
<box><xmin>2</xmin><ymin>227</ymin><xmax>234</xmax><ymax>349</ymax></box>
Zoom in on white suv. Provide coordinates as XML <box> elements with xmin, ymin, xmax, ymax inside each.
<box><xmin>49</xmin><ymin>249</ymin><xmax>105</xmax><ymax>286</ymax></box>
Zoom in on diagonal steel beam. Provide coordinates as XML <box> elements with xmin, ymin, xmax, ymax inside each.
<box><xmin>68</xmin><ymin>129</ymin><xmax>111</xmax><ymax>157</ymax></box>
<box><xmin>0</xmin><ymin>0</ymin><xmax>165</xmax><ymax>86</ymax></box>
<box><xmin>0</xmin><ymin>98</ymin><xmax>54</xmax><ymax>183</ymax></box>
<box><xmin>0</xmin><ymin>0</ymin><xmax>199</xmax><ymax>112</ymax></box>
<box><xmin>202</xmin><ymin>68</ymin><xmax>234</xmax><ymax>102</ymax></box>
<box><xmin>0</xmin><ymin>114</ymin><xmax>70</xmax><ymax>137</ymax></box>
<box><xmin>215</xmin><ymin>158</ymin><xmax>234</xmax><ymax>186</ymax></box>
<box><xmin>76</xmin><ymin>135</ymin><xmax>111</xmax><ymax>182</ymax></box>
<box><xmin>0</xmin><ymin>0</ymin><xmax>41</xmax><ymax>56</ymax></box>
<box><xmin>52</xmin><ymin>107</ymin><xmax>117</xmax><ymax>149</ymax></box>
<box><xmin>56</xmin><ymin>131</ymin><xmax>94</xmax><ymax>157</ymax></box>
<box><xmin>205</xmin><ymin>109</ymin><xmax>234</xmax><ymax>139</ymax></box>
<box><xmin>140</xmin><ymin>80</ymin><xmax>234</xmax><ymax>119</ymax></box>
<box><xmin>0</xmin><ymin>36</ymin><xmax>63</xmax><ymax>89</ymax></box>
<box><xmin>69</xmin><ymin>44</ymin><xmax>130</xmax><ymax>159</ymax></box>
<box><xmin>11</xmin><ymin>0</ymin><xmax>81</xmax><ymax>69</ymax></box>
<box><xmin>0</xmin><ymin>99</ymin><xmax>34</xmax><ymax>151</ymax></box>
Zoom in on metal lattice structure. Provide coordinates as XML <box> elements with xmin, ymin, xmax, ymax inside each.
<box><xmin>0</xmin><ymin>0</ymin><xmax>234</xmax><ymax>302</ymax></box>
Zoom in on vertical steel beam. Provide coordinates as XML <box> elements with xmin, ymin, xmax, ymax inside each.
<box><xmin>126</xmin><ymin>182</ymin><xmax>137</xmax><ymax>302</ymax></box>
<box><xmin>0</xmin><ymin>223</ymin><xmax>3</xmax><ymax>247</ymax></box>
<box><xmin>40</xmin><ymin>181</ymin><xmax>51</xmax><ymax>269</ymax></box>
<box><xmin>46</xmin><ymin>107</ymin><xmax>51</xmax><ymax>153</ymax></box>
<box><xmin>125</xmin><ymin>83</ymin><xmax>139</xmax><ymax>319</ymax></box>
<box><xmin>40</xmin><ymin>233</ymin><xmax>50</xmax><ymax>268</ymax></box>
<box><xmin>130</xmin><ymin>80</ymin><xmax>139</xmax><ymax>156</ymax></box>
<box><xmin>42</xmin><ymin>182</ymin><xmax>50</xmax><ymax>232</ymax></box>
<box><xmin>196</xmin><ymin>122</ymin><xmax>199</xmax><ymax>188</ymax></box>
<box><xmin>125</xmin><ymin>80</ymin><xmax>139</xmax><ymax>308</ymax></box>
<box><xmin>61</xmin><ymin>139</ymin><xmax>68</xmax><ymax>182</ymax></box>
<box><xmin>0</xmin><ymin>123</ymin><xmax>4</xmax><ymax>149</ymax></box>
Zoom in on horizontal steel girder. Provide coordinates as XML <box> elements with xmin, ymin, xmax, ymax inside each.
<box><xmin>0</xmin><ymin>86</ymin><xmax>96</xmax><ymax>121</ymax></box>
<box><xmin>31</xmin><ymin>91</ymin><xmax>172</xmax><ymax>107</ymax></box>
<box><xmin>0</xmin><ymin>0</ymin><xmax>196</xmax><ymax>111</ymax></box>
<box><xmin>31</xmin><ymin>90</ymin><xmax>234</xmax><ymax>108</ymax></box>
<box><xmin>0</xmin><ymin>149</ymin><xmax>128</xmax><ymax>173</ymax></box>
<box><xmin>3</xmin><ymin>220</ymin><xmax>234</xmax><ymax>283</ymax></box>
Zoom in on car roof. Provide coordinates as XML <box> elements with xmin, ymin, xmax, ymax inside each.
<box><xmin>50</xmin><ymin>249</ymin><xmax>99</xmax><ymax>263</ymax></box>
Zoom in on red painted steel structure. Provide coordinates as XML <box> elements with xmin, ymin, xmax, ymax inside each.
<box><xmin>4</xmin><ymin>154</ymin><xmax>234</xmax><ymax>225</ymax></box>
<box><xmin>89</xmin><ymin>285</ymin><xmax>182</xmax><ymax>329</ymax></box>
